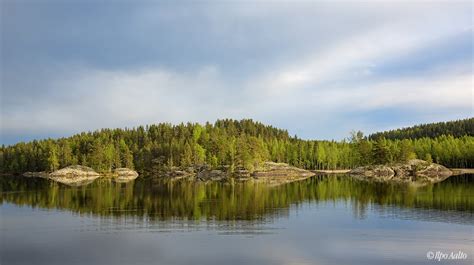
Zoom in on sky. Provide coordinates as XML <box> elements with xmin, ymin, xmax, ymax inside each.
<box><xmin>1</xmin><ymin>1</ymin><xmax>473</xmax><ymax>145</ymax></box>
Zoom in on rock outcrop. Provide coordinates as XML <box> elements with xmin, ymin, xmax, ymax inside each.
<box><xmin>49</xmin><ymin>165</ymin><xmax>101</xmax><ymax>185</ymax></box>
<box><xmin>161</xmin><ymin>162</ymin><xmax>315</xmax><ymax>185</ymax></box>
<box><xmin>197</xmin><ymin>169</ymin><xmax>230</xmax><ymax>181</ymax></box>
<box><xmin>22</xmin><ymin>166</ymin><xmax>139</xmax><ymax>185</ymax></box>
<box><xmin>349</xmin><ymin>159</ymin><xmax>453</xmax><ymax>183</ymax></box>
<box><xmin>251</xmin><ymin>162</ymin><xmax>315</xmax><ymax>185</ymax></box>
<box><xmin>253</xmin><ymin>162</ymin><xmax>315</xmax><ymax>178</ymax></box>
<box><xmin>112</xmin><ymin>168</ymin><xmax>139</xmax><ymax>182</ymax></box>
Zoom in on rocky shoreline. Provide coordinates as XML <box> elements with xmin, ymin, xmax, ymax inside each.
<box><xmin>19</xmin><ymin>162</ymin><xmax>316</xmax><ymax>186</ymax></box>
<box><xmin>349</xmin><ymin>159</ymin><xmax>453</xmax><ymax>184</ymax></box>
<box><xmin>49</xmin><ymin>165</ymin><xmax>101</xmax><ymax>185</ymax></box>
<box><xmin>110</xmin><ymin>168</ymin><xmax>139</xmax><ymax>182</ymax></box>
<box><xmin>163</xmin><ymin>162</ymin><xmax>316</xmax><ymax>185</ymax></box>
<box><xmin>23</xmin><ymin>165</ymin><xmax>139</xmax><ymax>185</ymax></box>
<box><xmin>17</xmin><ymin>160</ymin><xmax>461</xmax><ymax>186</ymax></box>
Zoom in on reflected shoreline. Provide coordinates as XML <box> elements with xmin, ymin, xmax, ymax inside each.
<box><xmin>1</xmin><ymin>174</ymin><xmax>473</xmax><ymax>225</ymax></box>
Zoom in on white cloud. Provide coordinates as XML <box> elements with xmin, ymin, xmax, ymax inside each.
<box><xmin>2</xmin><ymin>65</ymin><xmax>246</xmax><ymax>134</ymax></box>
<box><xmin>315</xmin><ymin>70</ymin><xmax>472</xmax><ymax>110</ymax></box>
<box><xmin>2</xmin><ymin>61</ymin><xmax>470</xmax><ymax>138</ymax></box>
<box><xmin>249</xmin><ymin>19</ymin><xmax>470</xmax><ymax>97</ymax></box>
<box><xmin>1</xmin><ymin>1</ymin><xmax>472</xmax><ymax>142</ymax></box>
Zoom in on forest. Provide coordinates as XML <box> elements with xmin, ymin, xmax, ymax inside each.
<box><xmin>1</xmin><ymin>118</ymin><xmax>473</xmax><ymax>175</ymax></box>
<box><xmin>369</xmin><ymin>118</ymin><xmax>473</xmax><ymax>140</ymax></box>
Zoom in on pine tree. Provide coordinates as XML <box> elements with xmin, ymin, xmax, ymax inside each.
<box><xmin>47</xmin><ymin>146</ymin><xmax>60</xmax><ymax>172</ymax></box>
<box><xmin>372</xmin><ymin>139</ymin><xmax>390</xmax><ymax>164</ymax></box>
<box><xmin>180</xmin><ymin>142</ymin><xmax>193</xmax><ymax>168</ymax></box>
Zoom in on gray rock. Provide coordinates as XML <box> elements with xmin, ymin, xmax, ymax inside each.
<box><xmin>161</xmin><ymin>162</ymin><xmax>315</xmax><ymax>185</ymax></box>
<box><xmin>49</xmin><ymin>165</ymin><xmax>100</xmax><ymax>185</ymax></box>
<box><xmin>50</xmin><ymin>165</ymin><xmax>99</xmax><ymax>177</ymax></box>
<box><xmin>113</xmin><ymin>168</ymin><xmax>139</xmax><ymax>182</ymax></box>
<box><xmin>197</xmin><ymin>169</ymin><xmax>228</xmax><ymax>181</ymax></box>
<box><xmin>349</xmin><ymin>159</ymin><xmax>453</xmax><ymax>183</ymax></box>
<box><xmin>252</xmin><ymin>162</ymin><xmax>315</xmax><ymax>185</ymax></box>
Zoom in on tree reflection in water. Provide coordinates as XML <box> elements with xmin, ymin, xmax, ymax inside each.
<box><xmin>1</xmin><ymin>174</ymin><xmax>472</xmax><ymax>224</ymax></box>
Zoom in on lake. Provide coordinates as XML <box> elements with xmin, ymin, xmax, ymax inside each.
<box><xmin>1</xmin><ymin>174</ymin><xmax>473</xmax><ymax>265</ymax></box>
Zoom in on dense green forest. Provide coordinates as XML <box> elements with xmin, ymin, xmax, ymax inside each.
<box><xmin>369</xmin><ymin>118</ymin><xmax>473</xmax><ymax>140</ymax></box>
<box><xmin>1</xmin><ymin>119</ymin><xmax>473</xmax><ymax>175</ymax></box>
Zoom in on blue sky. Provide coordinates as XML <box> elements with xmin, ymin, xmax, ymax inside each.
<box><xmin>1</xmin><ymin>1</ymin><xmax>472</xmax><ymax>144</ymax></box>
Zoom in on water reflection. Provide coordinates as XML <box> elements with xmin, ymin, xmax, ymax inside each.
<box><xmin>1</xmin><ymin>174</ymin><xmax>473</xmax><ymax>224</ymax></box>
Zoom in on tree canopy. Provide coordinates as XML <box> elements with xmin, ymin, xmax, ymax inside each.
<box><xmin>1</xmin><ymin>118</ymin><xmax>473</xmax><ymax>175</ymax></box>
<box><xmin>369</xmin><ymin>118</ymin><xmax>474</xmax><ymax>140</ymax></box>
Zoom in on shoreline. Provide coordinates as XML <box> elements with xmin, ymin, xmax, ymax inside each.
<box><xmin>313</xmin><ymin>168</ymin><xmax>474</xmax><ymax>176</ymax></box>
<box><xmin>451</xmin><ymin>168</ymin><xmax>474</xmax><ymax>175</ymax></box>
<box><xmin>4</xmin><ymin>168</ymin><xmax>474</xmax><ymax>178</ymax></box>
<box><xmin>312</xmin><ymin>169</ymin><xmax>351</xmax><ymax>174</ymax></box>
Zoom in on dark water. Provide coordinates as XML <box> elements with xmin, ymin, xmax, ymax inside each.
<box><xmin>1</xmin><ymin>174</ymin><xmax>473</xmax><ymax>265</ymax></box>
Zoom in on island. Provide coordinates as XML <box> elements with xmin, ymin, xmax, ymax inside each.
<box><xmin>23</xmin><ymin>165</ymin><xmax>139</xmax><ymax>185</ymax></box>
<box><xmin>1</xmin><ymin>118</ymin><xmax>472</xmax><ymax>186</ymax></box>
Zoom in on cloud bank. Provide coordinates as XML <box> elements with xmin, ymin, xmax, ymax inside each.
<box><xmin>1</xmin><ymin>1</ymin><xmax>472</xmax><ymax>144</ymax></box>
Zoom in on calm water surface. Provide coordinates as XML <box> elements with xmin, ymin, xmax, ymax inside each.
<box><xmin>1</xmin><ymin>174</ymin><xmax>473</xmax><ymax>265</ymax></box>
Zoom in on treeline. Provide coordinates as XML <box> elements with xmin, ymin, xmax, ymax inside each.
<box><xmin>369</xmin><ymin>117</ymin><xmax>474</xmax><ymax>140</ymax></box>
<box><xmin>1</xmin><ymin>119</ymin><xmax>473</xmax><ymax>175</ymax></box>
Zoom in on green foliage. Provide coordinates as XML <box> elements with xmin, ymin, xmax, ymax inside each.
<box><xmin>372</xmin><ymin>138</ymin><xmax>390</xmax><ymax>164</ymax></box>
<box><xmin>1</xmin><ymin>119</ymin><xmax>473</xmax><ymax>175</ymax></box>
<box><xmin>47</xmin><ymin>145</ymin><xmax>59</xmax><ymax>172</ymax></box>
<box><xmin>369</xmin><ymin>118</ymin><xmax>474</xmax><ymax>140</ymax></box>
<box><xmin>424</xmin><ymin>153</ymin><xmax>433</xmax><ymax>164</ymax></box>
<box><xmin>180</xmin><ymin>142</ymin><xmax>193</xmax><ymax>168</ymax></box>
